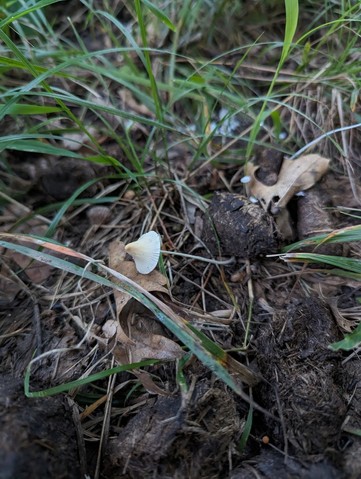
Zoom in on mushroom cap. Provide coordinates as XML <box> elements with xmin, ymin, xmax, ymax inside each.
<box><xmin>125</xmin><ymin>231</ymin><xmax>161</xmax><ymax>274</ymax></box>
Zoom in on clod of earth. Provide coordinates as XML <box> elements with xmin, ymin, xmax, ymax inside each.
<box><xmin>0</xmin><ymin>376</ymin><xmax>81</xmax><ymax>479</ymax></box>
<box><xmin>256</xmin><ymin>298</ymin><xmax>347</xmax><ymax>456</ymax></box>
<box><xmin>202</xmin><ymin>192</ymin><xmax>282</xmax><ymax>259</ymax></box>
<box><xmin>103</xmin><ymin>382</ymin><xmax>241</xmax><ymax>478</ymax></box>
<box><xmin>296</xmin><ymin>185</ymin><xmax>343</xmax><ymax>256</ymax></box>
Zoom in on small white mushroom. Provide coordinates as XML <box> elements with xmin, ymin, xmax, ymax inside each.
<box><xmin>240</xmin><ymin>175</ymin><xmax>251</xmax><ymax>184</ymax></box>
<box><xmin>125</xmin><ymin>231</ymin><xmax>161</xmax><ymax>274</ymax></box>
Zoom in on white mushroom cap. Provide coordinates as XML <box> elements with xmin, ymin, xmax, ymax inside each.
<box><xmin>124</xmin><ymin>231</ymin><xmax>161</xmax><ymax>274</ymax></box>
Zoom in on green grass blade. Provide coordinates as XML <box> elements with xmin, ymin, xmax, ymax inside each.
<box><xmin>1</xmin><ymin>139</ymin><xmax>87</xmax><ymax>158</ymax></box>
<box><xmin>0</xmin><ymin>29</ymin><xmax>100</xmax><ymax>149</ymax></box>
<box><xmin>282</xmin><ymin>252</ymin><xmax>361</xmax><ymax>274</ymax></box>
<box><xmin>283</xmin><ymin>225</ymin><xmax>361</xmax><ymax>252</ymax></box>
<box><xmin>329</xmin><ymin>323</ymin><xmax>361</xmax><ymax>352</ymax></box>
<box><xmin>141</xmin><ymin>0</ymin><xmax>176</xmax><ymax>32</ymax></box>
<box><xmin>0</xmin><ymin>103</ymin><xmax>60</xmax><ymax>115</ymax></box>
<box><xmin>281</xmin><ymin>0</ymin><xmax>299</xmax><ymax>64</ymax></box>
<box><xmin>0</xmin><ymin>238</ymin><xmax>246</xmax><ymax>399</ymax></box>
<box><xmin>0</xmin><ymin>0</ymin><xmax>63</xmax><ymax>29</ymax></box>
<box><xmin>238</xmin><ymin>405</ymin><xmax>253</xmax><ymax>451</ymax></box>
<box><xmin>246</xmin><ymin>0</ymin><xmax>299</xmax><ymax>159</ymax></box>
<box><xmin>24</xmin><ymin>359</ymin><xmax>159</xmax><ymax>398</ymax></box>
<box><xmin>134</xmin><ymin>0</ymin><xmax>164</xmax><ymax>125</ymax></box>
<box><xmin>44</xmin><ymin>177</ymin><xmax>106</xmax><ymax>238</ymax></box>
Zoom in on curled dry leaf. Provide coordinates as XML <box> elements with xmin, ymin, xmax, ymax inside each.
<box><xmin>108</xmin><ymin>239</ymin><xmax>167</xmax><ymax>316</ymax></box>
<box><xmin>118</xmin><ymin>88</ymin><xmax>154</xmax><ymax>117</ymax></box>
<box><xmin>0</xmin><ymin>274</ymin><xmax>22</xmax><ymax>304</ymax></box>
<box><xmin>328</xmin><ymin>298</ymin><xmax>358</xmax><ymax>333</ymax></box>
<box><xmin>1</xmin><ymin>219</ymin><xmax>53</xmax><ymax>284</ymax></box>
<box><xmin>105</xmin><ymin>240</ymin><xmax>183</xmax><ymax>362</ymax></box>
<box><xmin>245</xmin><ymin>154</ymin><xmax>330</xmax><ymax>211</ymax></box>
<box><xmin>102</xmin><ymin>319</ymin><xmax>183</xmax><ymax>362</ymax></box>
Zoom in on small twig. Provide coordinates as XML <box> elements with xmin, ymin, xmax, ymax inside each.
<box><xmin>67</xmin><ymin>397</ymin><xmax>87</xmax><ymax>478</ymax></box>
<box><xmin>32</xmin><ymin>300</ymin><xmax>42</xmax><ymax>355</ymax></box>
<box><xmin>243</xmin><ymin>260</ymin><xmax>254</xmax><ymax>349</ymax></box>
<box><xmin>274</xmin><ymin>369</ymin><xmax>289</xmax><ymax>464</ymax></box>
<box><xmin>94</xmin><ymin>357</ymin><xmax>117</xmax><ymax>479</ymax></box>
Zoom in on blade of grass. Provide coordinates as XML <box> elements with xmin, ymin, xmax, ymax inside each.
<box><xmin>0</xmin><ymin>103</ymin><xmax>60</xmax><ymax>115</ymax></box>
<box><xmin>24</xmin><ymin>359</ymin><xmax>158</xmax><ymax>397</ymax></box>
<box><xmin>281</xmin><ymin>252</ymin><xmax>361</xmax><ymax>275</ymax></box>
<box><xmin>44</xmin><ymin>177</ymin><xmax>106</xmax><ymax>238</ymax></box>
<box><xmin>0</xmin><ymin>0</ymin><xmax>63</xmax><ymax>29</ymax></box>
<box><xmin>238</xmin><ymin>404</ymin><xmax>253</xmax><ymax>452</ymax></box>
<box><xmin>329</xmin><ymin>323</ymin><xmax>361</xmax><ymax>352</ymax></box>
<box><xmin>141</xmin><ymin>0</ymin><xmax>176</xmax><ymax>32</ymax></box>
<box><xmin>283</xmin><ymin>224</ymin><xmax>361</xmax><ymax>252</ymax></box>
<box><xmin>6</xmin><ymin>196</ymin><xmax>118</xmax><ymax>233</ymax></box>
<box><xmin>246</xmin><ymin>0</ymin><xmax>299</xmax><ymax>159</ymax></box>
<box><xmin>134</xmin><ymin>0</ymin><xmax>164</xmax><ymax>126</ymax></box>
<box><xmin>0</xmin><ymin>234</ymin><xmax>274</xmax><ymax>418</ymax></box>
<box><xmin>0</xmin><ymin>25</ymin><xmax>101</xmax><ymax>150</ymax></box>
<box><xmin>0</xmin><ymin>139</ymin><xmax>90</xmax><ymax>159</ymax></box>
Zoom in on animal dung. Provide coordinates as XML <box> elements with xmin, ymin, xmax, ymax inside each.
<box><xmin>125</xmin><ymin>231</ymin><xmax>161</xmax><ymax>274</ymax></box>
<box><xmin>201</xmin><ymin>193</ymin><xmax>282</xmax><ymax>259</ymax></box>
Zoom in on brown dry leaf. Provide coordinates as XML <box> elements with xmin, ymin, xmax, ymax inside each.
<box><xmin>106</xmin><ymin>240</ymin><xmax>181</xmax><ymax>361</ymax></box>
<box><xmin>6</xmin><ymin>250</ymin><xmax>53</xmax><ymax>284</ymax></box>
<box><xmin>328</xmin><ymin>299</ymin><xmax>358</xmax><ymax>333</ymax></box>
<box><xmin>245</xmin><ymin>154</ymin><xmax>330</xmax><ymax>210</ymax></box>
<box><xmin>118</xmin><ymin>89</ymin><xmax>154</xmax><ymax>118</ymax></box>
<box><xmin>127</xmin><ymin>329</ymin><xmax>184</xmax><ymax>362</ymax></box>
<box><xmin>1</xmin><ymin>218</ymin><xmax>54</xmax><ymax>284</ymax></box>
<box><xmin>102</xmin><ymin>318</ymin><xmax>184</xmax><ymax>362</ymax></box>
<box><xmin>0</xmin><ymin>273</ymin><xmax>22</xmax><ymax>303</ymax></box>
<box><xmin>135</xmin><ymin>371</ymin><xmax>172</xmax><ymax>396</ymax></box>
<box><xmin>108</xmin><ymin>240</ymin><xmax>168</xmax><ymax>316</ymax></box>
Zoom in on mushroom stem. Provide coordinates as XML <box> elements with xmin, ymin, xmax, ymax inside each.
<box><xmin>160</xmin><ymin>250</ymin><xmax>235</xmax><ymax>265</ymax></box>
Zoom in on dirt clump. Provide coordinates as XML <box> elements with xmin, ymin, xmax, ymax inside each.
<box><xmin>0</xmin><ymin>375</ymin><xmax>82</xmax><ymax>479</ymax></box>
<box><xmin>202</xmin><ymin>192</ymin><xmax>282</xmax><ymax>259</ymax></box>
<box><xmin>104</xmin><ymin>381</ymin><xmax>241</xmax><ymax>479</ymax></box>
<box><xmin>256</xmin><ymin>297</ymin><xmax>346</xmax><ymax>457</ymax></box>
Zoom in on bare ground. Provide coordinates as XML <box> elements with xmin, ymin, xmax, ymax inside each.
<box><xmin>1</xmin><ymin>155</ymin><xmax>361</xmax><ymax>478</ymax></box>
<box><xmin>1</xmin><ymin>3</ymin><xmax>361</xmax><ymax>478</ymax></box>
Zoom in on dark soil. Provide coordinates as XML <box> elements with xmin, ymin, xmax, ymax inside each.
<box><xmin>1</xmin><ymin>164</ymin><xmax>361</xmax><ymax>478</ymax></box>
<box><xmin>0</xmin><ymin>375</ymin><xmax>82</xmax><ymax>479</ymax></box>
<box><xmin>1</xmin><ymin>4</ymin><xmax>361</xmax><ymax>477</ymax></box>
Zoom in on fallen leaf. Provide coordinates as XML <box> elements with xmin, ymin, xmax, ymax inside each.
<box><xmin>1</xmin><ymin>217</ymin><xmax>54</xmax><ymax>284</ymax></box>
<box><xmin>245</xmin><ymin>154</ymin><xmax>330</xmax><ymax>211</ymax></box>
<box><xmin>102</xmin><ymin>317</ymin><xmax>184</xmax><ymax>362</ymax></box>
<box><xmin>328</xmin><ymin>298</ymin><xmax>358</xmax><ymax>333</ymax></box>
<box><xmin>118</xmin><ymin>89</ymin><xmax>154</xmax><ymax>117</ymax></box>
<box><xmin>127</xmin><ymin>329</ymin><xmax>183</xmax><ymax>361</ymax></box>
<box><xmin>105</xmin><ymin>240</ymin><xmax>182</xmax><ymax>361</ymax></box>
<box><xmin>108</xmin><ymin>240</ymin><xmax>168</xmax><ymax>316</ymax></box>
<box><xmin>135</xmin><ymin>371</ymin><xmax>172</xmax><ymax>396</ymax></box>
<box><xmin>0</xmin><ymin>274</ymin><xmax>22</xmax><ymax>303</ymax></box>
<box><xmin>6</xmin><ymin>250</ymin><xmax>53</xmax><ymax>284</ymax></box>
